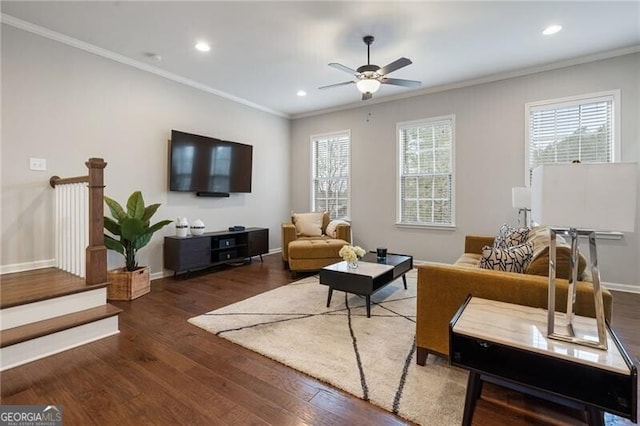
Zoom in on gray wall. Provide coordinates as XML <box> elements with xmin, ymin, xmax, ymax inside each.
<box><xmin>1</xmin><ymin>25</ymin><xmax>290</xmax><ymax>276</ymax></box>
<box><xmin>290</xmin><ymin>53</ymin><xmax>640</xmax><ymax>290</ymax></box>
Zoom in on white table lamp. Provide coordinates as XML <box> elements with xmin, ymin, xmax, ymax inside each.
<box><xmin>531</xmin><ymin>162</ymin><xmax>637</xmax><ymax>350</ymax></box>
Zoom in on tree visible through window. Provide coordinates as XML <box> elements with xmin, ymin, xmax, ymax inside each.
<box><xmin>526</xmin><ymin>91</ymin><xmax>618</xmax><ymax>183</ymax></box>
<box><xmin>312</xmin><ymin>131</ymin><xmax>350</xmax><ymax>219</ymax></box>
<box><xmin>397</xmin><ymin>116</ymin><xmax>455</xmax><ymax>226</ymax></box>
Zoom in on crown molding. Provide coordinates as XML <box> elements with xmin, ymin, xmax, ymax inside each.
<box><xmin>3</xmin><ymin>13</ymin><xmax>638</xmax><ymax>121</ymax></box>
<box><xmin>1</xmin><ymin>13</ymin><xmax>289</xmax><ymax>119</ymax></box>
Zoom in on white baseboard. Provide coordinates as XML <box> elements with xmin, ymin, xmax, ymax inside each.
<box><xmin>602</xmin><ymin>281</ymin><xmax>640</xmax><ymax>294</ymax></box>
<box><xmin>0</xmin><ymin>259</ymin><xmax>56</xmax><ymax>275</ymax></box>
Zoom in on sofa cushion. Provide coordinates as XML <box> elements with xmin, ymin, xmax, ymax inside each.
<box><xmin>494</xmin><ymin>223</ymin><xmax>529</xmax><ymax>249</ymax></box>
<box><xmin>479</xmin><ymin>242</ymin><xmax>534</xmax><ymax>273</ymax></box>
<box><xmin>454</xmin><ymin>253</ymin><xmax>483</xmax><ymax>268</ymax></box>
<box><xmin>524</xmin><ymin>226</ymin><xmax>587</xmax><ymax>280</ymax></box>
<box><xmin>292</xmin><ymin>212</ymin><xmax>324</xmax><ymax>236</ymax></box>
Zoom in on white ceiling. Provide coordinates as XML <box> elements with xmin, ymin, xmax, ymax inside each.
<box><xmin>2</xmin><ymin>1</ymin><xmax>639</xmax><ymax>118</ymax></box>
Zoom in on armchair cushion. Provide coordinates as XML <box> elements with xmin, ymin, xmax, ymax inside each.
<box><xmin>292</xmin><ymin>212</ymin><xmax>323</xmax><ymax>236</ymax></box>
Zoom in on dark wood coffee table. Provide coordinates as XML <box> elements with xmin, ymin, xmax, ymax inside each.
<box><xmin>319</xmin><ymin>252</ymin><xmax>413</xmax><ymax>317</ymax></box>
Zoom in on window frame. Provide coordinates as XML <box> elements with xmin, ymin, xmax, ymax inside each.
<box><xmin>310</xmin><ymin>129</ymin><xmax>351</xmax><ymax>220</ymax></box>
<box><xmin>396</xmin><ymin>115</ymin><xmax>456</xmax><ymax>230</ymax></box>
<box><xmin>524</xmin><ymin>90</ymin><xmax>621</xmax><ymax>185</ymax></box>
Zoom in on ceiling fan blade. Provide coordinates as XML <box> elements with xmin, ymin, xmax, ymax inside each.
<box><xmin>318</xmin><ymin>81</ymin><xmax>355</xmax><ymax>90</ymax></box>
<box><xmin>362</xmin><ymin>92</ymin><xmax>373</xmax><ymax>101</ymax></box>
<box><xmin>329</xmin><ymin>62</ymin><xmax>360</xmax><ymax>76</ymax></box>
<box><xmin>377</xmin><ymin>57</ymin><xmax>412</xmax><ymax>76</ymax></box>
<box><xmin>382</xmin><ymin>78</ymin><xmax>422</xmax><ymax>88</ymax></box>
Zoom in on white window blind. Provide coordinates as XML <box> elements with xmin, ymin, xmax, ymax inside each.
<box><xmin>397</xmin><ymin>116</ymin><xmax>455</xmax><ymax>226</ymax></box>
<box><xmin>526</xmin><ymin>92</ymin><xmax>618</xmax><ymax>183</ymax></box>
<box><xmin>312</xmin><ymin>131</ymin><xmax>350</xmax><ymax>219</ymax></box>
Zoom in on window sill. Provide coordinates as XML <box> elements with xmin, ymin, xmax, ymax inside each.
<box><xmin>395</xmin><ymin>222</ymin><xmax>457</xmax><ymax>231</ymax></box>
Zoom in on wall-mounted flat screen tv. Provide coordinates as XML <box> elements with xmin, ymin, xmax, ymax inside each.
<box><xmin>169</xmin><ymin>130</ymin><xmax>253</xmax><ymax>195</ymax></box>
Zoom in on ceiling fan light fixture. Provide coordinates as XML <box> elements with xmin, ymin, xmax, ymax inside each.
<box><xmin>356</xmin><ymin>78</ymin><xmax>381</xmax><ymax>94</ymax></box>
<box><xmin>542</xmin><ymin>24</ymin><xmax>562</xmax><ymax>35</ymax></box>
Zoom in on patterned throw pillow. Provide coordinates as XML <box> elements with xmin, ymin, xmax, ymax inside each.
<box><xmin>494</xmin><ymin>223</ymin><xmax>529</xmax><ymax>249</ymax></box>
<box><xmin>479</xmin><ymin>242</ymin><xmax>534</xmax><ymax>273</ymax></box>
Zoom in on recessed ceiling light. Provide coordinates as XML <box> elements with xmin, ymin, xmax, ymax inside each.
<box><xmin>543</xmin><ymin>25</ymin><xmax>562</xmax><ymax>36</ymax></box>
<box><xmin>297</xmin><ymin>90</ymin><xmax>307</xmax><ymax>97</ymax></box>
<box><xmin>195</xmin><ymin>42</ymin><xmax>211</xmax><ymax>52</ymax></box>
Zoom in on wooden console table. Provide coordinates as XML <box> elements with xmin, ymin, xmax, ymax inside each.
<box><xmin>450</xmin><ymin>297</ymin><xmax>637</xmax><ymax>426</ymax></box>
<box><xmin>164</xmin><ymin>227</ymin><xmax>268</xmax><ymax>277</ymax></box>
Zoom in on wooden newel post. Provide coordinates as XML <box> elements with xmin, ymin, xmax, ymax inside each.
<box><xmin>85</xmin><ymin>158</ymin><xmax>108</xmax><ymax>286</ymax></box>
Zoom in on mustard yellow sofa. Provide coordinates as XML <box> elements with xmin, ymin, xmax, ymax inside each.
<box><xmin>416</xmin><ymin>234</ymin><xmax>613</xmax><ymax>365</ymax></box>
<box><xmin>282</xmin><ymin>212</ymin><xmax>352</xmax><ymax>273</ymax></box>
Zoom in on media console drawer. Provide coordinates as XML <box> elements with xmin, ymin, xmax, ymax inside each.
<box><xmin>217</xmin><ymin>250</ymin><xmax>238</xmax><ymax>262</ymax></box>
<box><xmin>218</xmin><ymin>238</ymin><xmax>235</xmax><ymax>248</ymax></box>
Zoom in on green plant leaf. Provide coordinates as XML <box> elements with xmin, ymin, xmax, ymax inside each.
<box><xmin>103</xmin><ymin>216</ymin><xmax>121</xmax><ymax>236</ymax></box>
<box><xmin>147</xmin><ymin>219</ymin><xmax>173</xmax><ymax>234</ymax></box>
<box><xmin>104</xmin><ymin>234</ymin><xmax>125</xmax><ymax>255</ymax></box>
<box><xmin>104</xmin><ymin>196</ymin><xmax>126</xmax><ymax>222</ymax></box>
<box><xmin>127</xmin><ymin>191</ymin><xmax>145</xmax><ymax>220</ymax></box>
<box><xmin>133</xmin><ymin>232</ymin><xmax>153</xmax><ymax>250</ymax></box>
<box><xmin>103</xmin><ymin>191</ymin><xmax>170</xmax><ymax>270</ymax></box>
<box><xmin>142</xmin><ymin>203</ymin><xmax>161</xmax><ymax>222</ymax></box>
<box><xmin>120</xmin><ymin>217</ymin><xmax>145</xmax><ymax>242</ymax></box>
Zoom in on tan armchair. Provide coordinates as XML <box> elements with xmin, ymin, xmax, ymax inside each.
<box><xmin>282</xmin><ymin>212</ymin><xmax>351</xmax><ymax>273</ymax></box>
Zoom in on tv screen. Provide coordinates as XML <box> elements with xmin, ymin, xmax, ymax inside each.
<box><xmin>169</xmin><ymin>130</ymin><xmax>253</xmax><ymax>194</ymax></box>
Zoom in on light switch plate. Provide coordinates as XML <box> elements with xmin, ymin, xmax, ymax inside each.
<box><xmin>29</xmin><ymin>158</ymin><xmax>47</xmax><ymax>171</ymax></box>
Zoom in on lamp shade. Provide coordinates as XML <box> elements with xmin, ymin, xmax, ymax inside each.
<box><xmin>356</xmin><ymin>78</ymin><xmax>381</xmax><ymax>94</ymax></box>
<box><xmin>531</xmin><ymin>162</ymin><xmax>637</xmax><ymax>232</ymax></box>
<box><xmin>512</xmin><ymin>187</ymin><xmax>531</xmax><ymax>209</ymax></box>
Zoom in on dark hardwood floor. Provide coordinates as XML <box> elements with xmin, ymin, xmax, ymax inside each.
<box><xmin>1</xmin><ymin>253</ymin><xmax>638</xmax><ymax>425</ymax></box>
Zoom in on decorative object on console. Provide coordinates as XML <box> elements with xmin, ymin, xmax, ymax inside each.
<box><xmin>175</xmin><ymin>217</ymin><xmax>189</xmax><ymax>237</ymax></box>
<box><xmin>531</xmin><ymin>162</ymin><xmax>638</xmax><ymax>350</ymax></box>
<box><xmin>339</xmin><ymin>244</ymin><xmax>366</xmax><ymax>268</ymax></box>
<box><xmin>512</xmin><ymin>186</ymin><xmax>531</xmax><ymax>227</ymax></box>
<box><xmin>104</xmin><ymin>191</ymin><xmax>172</xmax><ymax>300</ymax></box>
<box><xmin>376</xmin><ymin>247</ymin><xmax>387</xmax><ymax>260</ymax></box>
<box><xmin>190</xmin><ymin>218</ymin><xmax>205</xmax><ymax>235</ymax></box>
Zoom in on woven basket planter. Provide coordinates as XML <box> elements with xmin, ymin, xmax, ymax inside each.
<box><xmin>107</xmin><ymin>266</ymin><xmax>150</xmax><ymax>301</ymax></box>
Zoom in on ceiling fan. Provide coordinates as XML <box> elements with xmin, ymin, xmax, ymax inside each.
<box><xmin>319</xmin><ymin>35</ymin><xmax>421</xmax><ymax>100</ymax></box>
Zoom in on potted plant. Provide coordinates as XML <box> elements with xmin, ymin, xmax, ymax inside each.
<box><xmin>104</xmin><ymin>191</ymin><xmax>172</xmax><ymax>300</ymax></box>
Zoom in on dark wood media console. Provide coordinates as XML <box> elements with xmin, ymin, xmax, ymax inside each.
<box><xmin>164</xmin><ymin>227</ymin><xmax>269</xmax><ymax>276</ymax></box>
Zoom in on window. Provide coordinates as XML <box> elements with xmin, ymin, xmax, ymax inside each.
<box><xmin>397</xmin><ymin>116</ymin><xmax>455</xmax><ymax>227</ymax></box>
<box><xmin>525</xmin><ymin>90</ymin><xmax>620</xmax><ymax>183</ymax></box>
<box><xmin>311</xmin><ymin>131</ymin><xmax>350</xmax><ymax>219</ymax></box>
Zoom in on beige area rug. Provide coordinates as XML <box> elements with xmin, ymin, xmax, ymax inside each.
<box><xmin>188</xmin><ymin>269</ymin><xmax>467</xmax><ymax>425</ymax></box>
